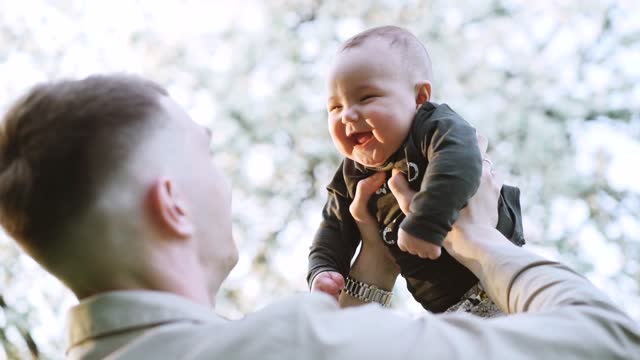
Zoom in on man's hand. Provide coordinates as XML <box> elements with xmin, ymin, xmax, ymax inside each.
<box><xmin>388</xmin><ymin>169</ymin><xmax>442</xmax><ymax>259</ymax></box>
<box><xmin>348</xmin><ymin>171</ymin><xmax>398</xmax><ymax>269</ymax></box>
<box><xmin>388</xmin><ymin>169</ymin><xmax>413</xmax><ymax>215</ymax></box>
<box><xmin>339</xmin><ymin>171</ymin><xmax>400</xmax><ymax>307</ymax></box>
<box><xmin>386</xmin><ymin>134</ymin><xmax>505</xmax><ymax>261</ymax></box>
<box><xmin>445</xmin><ymin>135</ymin><xmax>500</xmax><ymax>232</ymax></box>
<box><xmin>442</xmin><ymin>136</ymin><xmax>505</xmax><ymax>257</ymax></box>
<box><xmin>311</xmin><ymin>271</ymin><xmax>345</xmax><ymax>301</ymax></box>
<box><xmin>349</xmin><ymin>172</ymin><xmax>385</xmax><ymax>225</ymax></box>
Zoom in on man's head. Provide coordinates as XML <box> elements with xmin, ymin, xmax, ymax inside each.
<box><xmin>0</xmin><ymin>75</ymin><xmax>237</xmax><ymax>305</ymax></box>
<box><xmin>327</xmin><ymin>26</ymin><xmax>433</xmax><ymax>167</ymax></box>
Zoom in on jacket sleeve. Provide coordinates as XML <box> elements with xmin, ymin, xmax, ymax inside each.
<box><xmin>400</xmin><ymin>106</ymin><xmax>482</xmax><ymax>246</ymax></box>
<box><xmin>295</xmin><ymin>242</ymin><xmax>640</xmax><ymax>360</ymax></box>
<box><xmin>307</xmin><ymin>189</ymin><xmax>361</xmax><ymax>287</ymax></box>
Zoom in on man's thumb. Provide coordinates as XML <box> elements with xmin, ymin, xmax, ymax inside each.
<box><xmin>389</xmin><ymin>170</ymin><xmax>410</xmax><ymax>194</ymax></box>
<box><xmin>389</xmin><ymin>169</ymin><xmax>413</xmax><ymax>214</ymax></box>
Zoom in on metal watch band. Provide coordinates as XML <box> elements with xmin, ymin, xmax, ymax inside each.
<box><xmin>342</xmin><ymin>276</ymin><xmax>393</xmax><ymax>307</ymax></box>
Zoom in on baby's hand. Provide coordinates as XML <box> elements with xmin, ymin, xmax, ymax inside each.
<box><xmin>311</xmin><ymin>271</ymin><xmax>345</xmax><ymax>300</ymax></box>
<box><xmin>397</xmin><ymin>229</ymin><xmax>442</xmax><ymax>259</ymax></box>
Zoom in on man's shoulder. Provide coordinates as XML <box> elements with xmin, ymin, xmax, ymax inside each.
<box><xmin>249</xmin><ymin>292</ymin><xmax>339</xmax><ymax>320</ymax></box>
<box><xmin>105</xmin><ymin>293</ymin><xmax>338</xmax><ymax>360</ymax></box>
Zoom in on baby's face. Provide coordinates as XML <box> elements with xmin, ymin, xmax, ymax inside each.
<box><xmin>326</xmin><ymin>39</ymin><xmax>418</xmax><ymax>167</ymax></box>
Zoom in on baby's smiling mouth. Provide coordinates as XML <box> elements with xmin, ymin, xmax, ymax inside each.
<box><xmin>349</xmin><ymin>131</ymin><xmax>374</xmax><ymax>146</ymax></box>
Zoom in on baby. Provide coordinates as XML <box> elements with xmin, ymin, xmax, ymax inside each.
<box><xmin>308</xmin><ymin>26</ymin><xmax>525</xmax><ymax>312</ymax></box>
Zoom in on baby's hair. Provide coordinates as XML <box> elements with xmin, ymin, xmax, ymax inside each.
<box><xmin>341</xmin><ymin>25</ymin><xmax>433</xmax><ymax>82</ymax></box>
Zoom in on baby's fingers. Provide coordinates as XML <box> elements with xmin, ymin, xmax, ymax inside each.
<box><xmin>312</xmin><ymin>273</ymin><xmax>344</xmax><ymax>300</ymax></box>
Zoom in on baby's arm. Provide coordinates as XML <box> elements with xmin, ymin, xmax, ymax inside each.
<box><xmin>308</xmin><ymin>184</ymin><xmax>361</xmax><ymax>299</ymax></box>
<box><xmin>399</xmin><ymin>105</ymin><xmax>482</xmax><ymax>255</ymax></box>
<box><xmin>310</xmin><ymin>172</ymin><xmax>390</xmax><ymax>300</ymax></box>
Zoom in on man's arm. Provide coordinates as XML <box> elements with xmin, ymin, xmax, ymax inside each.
<box><xmin>321</xmin><ymin>148</ymin><xmax>640</xmax><ymax>358</ymax></box>
<box><xmin>308</xmin><ymin>190</ymin><xmax>361</xmax><ymax>287</ymax></box>
<box><xmin>337</xmin><ymin>220</ymin><xmax>398</xmax><ymax>308</ymax></box>
<box><xmin>400</xmin><ymin>104</ymin><xmax>482</xmax><ymax>247</ymax></box>
<box><xmin>337</xmin><ymin>172</ymin><xmax>399</xmax><ymax>308</ymax></box>
<box><xmin>299</xmin><ymin>231</ymin><xmax>640</xmax><ymax>359</ymax></box>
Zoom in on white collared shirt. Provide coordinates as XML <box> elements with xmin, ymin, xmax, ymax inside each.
<box><xmin>66</xmin><ymin>245</ymin><xmax>640</xmax><ymax>360</ymax></box>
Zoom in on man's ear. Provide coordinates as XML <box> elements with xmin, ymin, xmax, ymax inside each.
<box><xmin>415</xmin><ymin>82</ymin><xmax>432</xmax><ymax>108</ymax></box>
<box><xmin>147</xmin><ymin>177</ymin><xmax>194</xmax><ymax>239</ymax></box>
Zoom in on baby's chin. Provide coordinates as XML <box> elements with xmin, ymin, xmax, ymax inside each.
<box><xmin>349</xmin><ymin>152</ymin><xmax>388</xmax><ymax>168</ymax></box>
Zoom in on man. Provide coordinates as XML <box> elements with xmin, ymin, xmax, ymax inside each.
<box><xmin>0</xmin><ymin>75</ymin><xmax>637</xmax><ymax>359</ymax></box>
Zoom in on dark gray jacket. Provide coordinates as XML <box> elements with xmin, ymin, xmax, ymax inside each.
<box><xmin>308</xmin><ymin>102</ymin><xmax>525</xmax><ymax>312</ymax></box>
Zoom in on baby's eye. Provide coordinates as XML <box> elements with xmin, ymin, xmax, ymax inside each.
<box><xmin>328</xmin><ymin>105</ymin><xmax>342</xmax><ymax>112</ymax></box>
<box><xmin>360</xmin><ymin>95</ymin><xmax>377</xmax><ymax>102</ymax></box>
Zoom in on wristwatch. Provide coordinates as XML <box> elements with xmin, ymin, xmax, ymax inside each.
<box><xmin>343</xmin><ymin>276</ymin><xmax>393</xmax><ymax>307</ymax></box>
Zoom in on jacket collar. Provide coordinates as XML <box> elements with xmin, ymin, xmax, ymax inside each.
<box><xmin>66</xmin><ymin>290</ymin><xmax>224</xmax><ymax>352</ymax></box>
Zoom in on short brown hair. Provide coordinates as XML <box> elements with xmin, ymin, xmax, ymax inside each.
<box><xmin>0</xmin><ymin>75</ymin><xmax>167</xmax><ymax>256</ymax></box>
<box><xmin>342</xmin><ymin>25</ymin><xmax>433</xmax><ymax>81</ymax></box>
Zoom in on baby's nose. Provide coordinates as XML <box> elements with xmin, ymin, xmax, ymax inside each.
<box><xmin>341</xmin><ymin>108</ymin><xmax>359</xmax><ymax>123</ymax></box>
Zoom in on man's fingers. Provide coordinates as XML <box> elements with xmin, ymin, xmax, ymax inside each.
<box><xmin>351</xmin><ymin>172</ymin><xmax>385</xmax><ymax>223</ymax></box>
<box><xmin>388</xmin><ymin>170</ymin><xmax>414</xmax><ymax>214</ymax></box>
<box><xmin>479</xmin><ymin>155</ymin><xmax>503</xmax><ymax>194</ymax></box>
<box><xmin>477</xmin><ymin>134</ymin><xmax>488</xmax><ymax>157</ymax></box>
<box><xmin>356</xmin><ymin>172</ymin><xmax>385</xmax><ymax>196</ymax></box>
<box><xmin>477</xmin><ymin>134</ymin><xmax>501</xmax><ymax>194</ymax></box>
<box><xmin>353</xmin><ymin>173</ymin><xmax>384</xmax><ymax>204</ymax></box>
<box><xmin>388</xmin><ymin>169</ymin><xmax>410</xmax><ymax>193</ymax></box>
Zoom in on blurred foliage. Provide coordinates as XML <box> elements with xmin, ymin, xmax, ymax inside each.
<box><xmin>1</xmin><ymin>295</ymin><xmax>39</xmax><ymax>359</ymax></box>
<box><xmin>1</xmin><ymin>0</ymin><xmax>639</xmax><ymax>358</ymax></box>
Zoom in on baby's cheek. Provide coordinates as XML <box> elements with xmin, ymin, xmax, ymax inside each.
<box><xmin>333</xmin><ymin>138</ymin><xmax>353</xmax><ymax>158</ymax></box>
<box><xmin>328</xmin><ymin>125</ymin><xmax>342</xmax><ymax>142</ymax></box>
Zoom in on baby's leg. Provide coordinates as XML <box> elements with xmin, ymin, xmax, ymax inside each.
<box><xmin>402</xmin><ymin>250</ymin><xmax>478</xmax><ymax>313</ymax></box>
<box><xmin>496</xmin><ymin>185</ymin><xmax>525</xmax><ymax>246</ymax></box>
<box><xmin>444</xmin><ymin>283</ymin><xmax>503</xmax><ymax>318</ymax></box>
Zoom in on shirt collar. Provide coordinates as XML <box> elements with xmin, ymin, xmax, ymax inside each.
<box><xmin>66</xmin><ymin>290</ymin><xmax>224</xmax><ymax>352</ymax></box>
